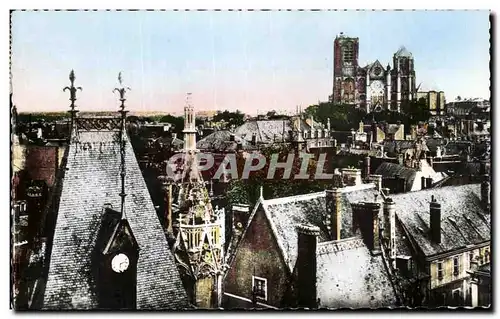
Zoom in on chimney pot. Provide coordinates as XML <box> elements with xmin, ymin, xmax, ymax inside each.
<box><xmin>383</xmin><ymin>197</ymin><xmax>396</xmax><ymax>267</ymax></box>
<box><xmin>326</xmin><ymin>188</ymin><xmax>342</xmax><ymax>241</ymax></box>
<box><xmin>481</xmin><ymin>175</ymin><xmax>490</xmax><ymax>211</ymax></box>
<box><xmin>296</xmin><ymin>224</ymin><xmax>320</xmax><ymax>309</ymax></box>
<box><xmin>430</xmin><ymin>196</ymin><xmax>441</xmax><ymax>244</ymax></box>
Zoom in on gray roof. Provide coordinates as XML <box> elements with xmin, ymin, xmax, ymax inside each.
<box><xmin>43</xmin><ymin>129</ymin><xmax>190</xmax><ymax>309</ymax></box>
<box><xmin>392</xmin><ymin>184</ymin><xmax>490</xmax><ymax>258</ymax></box>
<box><xmin>374</xmin><ymin>161</ymin><xmax>444</xmax><ymax>192</ymax></box>
<box><xmin>233</xmin><ymin>118</ymin><xmax>325</xmax><ymax>145</ymax></box>
<box><xmin>394</xmin><ymin>46</ymin><xmax>413</xmax><ymax>58</ymax></box>
<box><xmin>255</xmin><ymin>184</ymin><xmax>378</xmax><ymax>271</ymax></box>
<box><xmin>317</xmin><ymin>238</ymin><xmax>398</xmax><ymax>308</ymax></box>
<box><xmin>235</xmin><ymin>120</ymin><xmax>290</xmax><ymax>144</ymax></box>
<box><xmin>196</xmin><ymin>130</ymin><xmax>248</xmax><ymax>151</ymax></box>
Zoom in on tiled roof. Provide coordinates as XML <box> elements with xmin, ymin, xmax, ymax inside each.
<box><xmin>235</xmin><ymin>120</ymin><xmax>290</xmax><ymax>144</ymax></box>
<box><xmin>392</xmin><ymin>184</ymin><xmax>490</xmax><ymax>257</ymax></box>
<box><xmin>256</xmin><ymin>184</ymin><xmax>378</xmax><ymax>271</ymax></box>
<box><xmin>196</xmin><ymin>130</ymin><xmax>248</xmax><ymax>151</ymax></box>
<box><xmin>383</xmin><ymin>140</ymin><xmax>416</xmax><ymax>154</ymax></box>
<box><xmin>43</xmin><ymin>129</ymin><xmax>190</xmax><ymax>309</ymax></box>
<box><xmin>394</xmin><ymin>46</ymin><xmax>413</xmax><ymax>58</ymax></box>
<box><xmin>375</xmin><ymin>161</ymin><xmax>444</xmax><ymax>192</ymax></box>
<box><xmin>316</xmin><ymin>238</ymin><xmax>398</xmax><ymax>308</ymax></box>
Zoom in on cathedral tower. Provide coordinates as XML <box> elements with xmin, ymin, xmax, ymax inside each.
<box><xmin>391</xmin><ymin>46</ymin><xmax>416</xmax><ymax>112</ymax></box>
<box><xmin>332</xmin><ymin>32</ymin><xmax>360</xmax><ymax>105</ymax></box>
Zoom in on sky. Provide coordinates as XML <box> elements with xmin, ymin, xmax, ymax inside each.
<box><xmin>11</xmin><ymin>10</ymin><xmax>491</xmax><ymax>115</ymax></box>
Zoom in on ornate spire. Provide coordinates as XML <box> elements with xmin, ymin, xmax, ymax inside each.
<box><xmin>114</xmin><ymin>72</ymin><xmax>131</xmax><ymax>220</ymax></box>
<box><xmin>183</xmin><ymin>92</ymin><xmax>197</xmax><ymax>151</ymax></box>
<box><xmin>63</xmin><ymin>70</ymin><xmax>82</xmax><ymax>138</ymax></box>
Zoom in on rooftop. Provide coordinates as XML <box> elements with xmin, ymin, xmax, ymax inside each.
<box><xmin>43</xmin><ymin>126</ymin><xmax>190</xmax><ymax>309</ymax></box>
<box><xmin>392</xmin><ymin>184</ymin><xmax>490</xmax><ymax>258</ymax></box>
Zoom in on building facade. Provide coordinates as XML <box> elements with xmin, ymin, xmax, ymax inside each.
<box><xmin>332</xmin><ymin>33</ymin><xmax>416</xmax><ymax>113</ymax></box>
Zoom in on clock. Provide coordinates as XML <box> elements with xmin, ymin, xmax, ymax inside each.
<box><xmin>111</xmin><ymin>253</ymin><xmax>130</xmax><ymax>273</ymax></box>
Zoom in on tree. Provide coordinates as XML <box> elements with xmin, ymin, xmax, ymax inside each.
<box><xmin>226</xmin><ymin>144</ymin><xmax>330</xmax><ymax>207</ymax></box>
<box><xmin>304</xmin><ymin>102</ymin><xmax>366</xmax><ymax>131</ymax></box>
<box><xmin>213</xmin><ymin>110</ymin><xmax>245</xmax><ymax>127</ymax></box>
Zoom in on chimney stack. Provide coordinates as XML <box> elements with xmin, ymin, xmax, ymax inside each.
<box><xmin>251</xmin><ymin>133</ymin><xmax>257</xmax><ymax>145</ymax></box>
<box><xmin>481</xmin><ymin>174</ymin><xmax>490</xmax><ymax>211</ymax></box>
<box><xmin>325</xmin><ymin>188</ymin><xmax>342</xmax><ymax>241</ymax></box>
<box><xmin>383</xmin><ymin>197</ymin><xmax>396</xmax><ymax>268</ymax></box>
<box><xmin>421</xmin><ymin>176</ymin><xmax>426</xmax><ymax>190</ymax></box>
<box><xmin>425</xmin><ymin>177</ymin><xmax>433</xmax><ymax>189</ymax></box>
<box><xmin>363</xmin><ymin>156</ymin><xmax>371</xmax><ymax>179</ymax></box>
<box><xmin>363</xmin><ymin>202</ymin><xmax>382</xmax><ymax>254</ymax></box>
<box><xmin>368</xmin><ymin>174</ymin><xmax>383</xmax><ymax>191</ymax></box>
<box><xmin>430</xmin><ymin>195</ymin><xmax>441</xmax><ymax>244</ymax></box>
<box><xmin>229</xmin><ymin>133</ymin><xmax>235</xmax><ymax>142</ymax></box>
<box><xmin>296</xmin><ymin>224</ymin><xmax>320</xmax><ymax>309</ymax></box>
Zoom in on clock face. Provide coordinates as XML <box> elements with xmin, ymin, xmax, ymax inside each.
<box><xmin>111</xmin><ymin>253</ymin><xmax>130</xmax><ymax>273</ymax></box>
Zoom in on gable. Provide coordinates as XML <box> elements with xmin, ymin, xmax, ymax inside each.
<box><xmin>223</xmin><ymin>209</ymin><xmax>291</xmax><ymax>308</ymax></box>
<box><xmin>103</xmin><ymin>219</ymin><xmax>139</xmax><ymax>256</ymax></box>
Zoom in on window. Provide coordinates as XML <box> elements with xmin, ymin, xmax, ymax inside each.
<box><xmin>453</xmin><ymin>257</ymin><xmax>460</xmax><ymax>276</ymax></box>
<box><xmin>485</xmin><ymin>249</ymin><xmax>490</xmax><ymax>263</ymax></box>
<box><xmin>452</xmin><ymin>289</ymin><xmax>462</xmax><ymax>306</ymax></box>
<box><xmin>469</xmin><ymin>252</ymin><xmax>474</xmax><ymax>269</ymax></box>
<box><xmin>437</xmin><ymin>262</ymin><xmax>444</xmax><ymax>280</ymax></box>
<box><xmin>252</xmin><ymin>276</ymin><xmax>267</xmax><ymax>301</ymax></box>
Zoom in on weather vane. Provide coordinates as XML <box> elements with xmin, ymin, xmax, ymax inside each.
<box><xmin>63</xmin><ymin>70</ymin><xmax>82</xmax><ymax>111</ymax></box>
<box><xmin>113</xmin><ymin>72</ymin><xmax>131</xmax><ymax>111</ymax></box>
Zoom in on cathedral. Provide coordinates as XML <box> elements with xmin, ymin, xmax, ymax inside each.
<box><xmin>332</xmin><ymin>32</ymin><xmax>417</xmax><ymax>113</ymax></box>
<box><xmin>168</xmin><ymin>94</ymin><xmax>226</xmax><ymax>309</ymax></box>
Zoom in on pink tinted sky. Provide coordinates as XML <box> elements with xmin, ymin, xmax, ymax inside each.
<box><xmin>11</xmin><ymin>10</ymin><xmax>490</xmax><ymax>115</ymax></box>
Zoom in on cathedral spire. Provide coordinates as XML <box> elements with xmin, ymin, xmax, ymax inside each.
<box><xmin>113</xmin><ymin>72</ymin><xmax>131</xmax><ymax>220</ymax></box>
<box><xmin>63</xmin><ymin>70</ymin><xmax>82</xmax><ymax>139</ymax></box>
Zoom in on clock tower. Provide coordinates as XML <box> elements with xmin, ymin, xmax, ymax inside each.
<box><xmin>96</xmin><ymin>215</ymin><xmax>140</xmax><ymax>309</ymax></box>
<box><xmin>94</xmin><ymin>73</ymin><xmax>140</xmax><ymax>310</ymax></box>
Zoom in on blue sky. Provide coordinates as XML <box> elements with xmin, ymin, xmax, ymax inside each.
<box><xmin>11</xmin><ymin>10</ymin><xmax>490</xmax><ymax>114</ymax></box>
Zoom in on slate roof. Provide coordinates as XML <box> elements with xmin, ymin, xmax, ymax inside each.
<box><xmin>316</xmin><ymin>238</ymin><xmax>398</xmax><ymax>308</ymax></box>
<box><xmin>253</xmin><ymin>184</ymin><xmax>378</xmax><ymax>271</ymax></box>
<box><xmin>394</xmin><ymin>46</ymin><xmax>413</xmax><ymax>58</ymax></box>
<box><xmin>235</xmin><ymin>120</ymin><xmax>290</xmax><ymax>144</ymax></box>
<box><xmin>196</xmin><ymin>130</ymin><xmax>249</xmax><ymax>151</ymax></box>
<box><xmin>375</xmin><ymin>161</ymin><xmax>444</xmax><ymax>192</ymax></box>
<box><xmin>392</xmin><ymin>184</ymin><xmax>490</xmax><ymax>258</ymax></box>
<box><xmin>43</xmin><ymin>129</ymin><xmax>190</xmax><ymax>309</ymax></box>
<box><xmin>383</xmin><ymin>140</ymin><xmax>416</xmax><ymax>154</ymax></box>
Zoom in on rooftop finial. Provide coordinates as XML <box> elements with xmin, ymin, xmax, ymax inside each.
<box><xmin>113</xmin><ymin>71</ymin><xmax>131</xmax><ymax>112</ymax></box>
<box><xmin>63</xmin><ymin>70</ymin><xmax>82</xmax><ymax>136</ymax></box>
<box><xmin>114</xmin><ymin>72</ymin><xmax>130</xmax><ymax>220</ymax></box>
